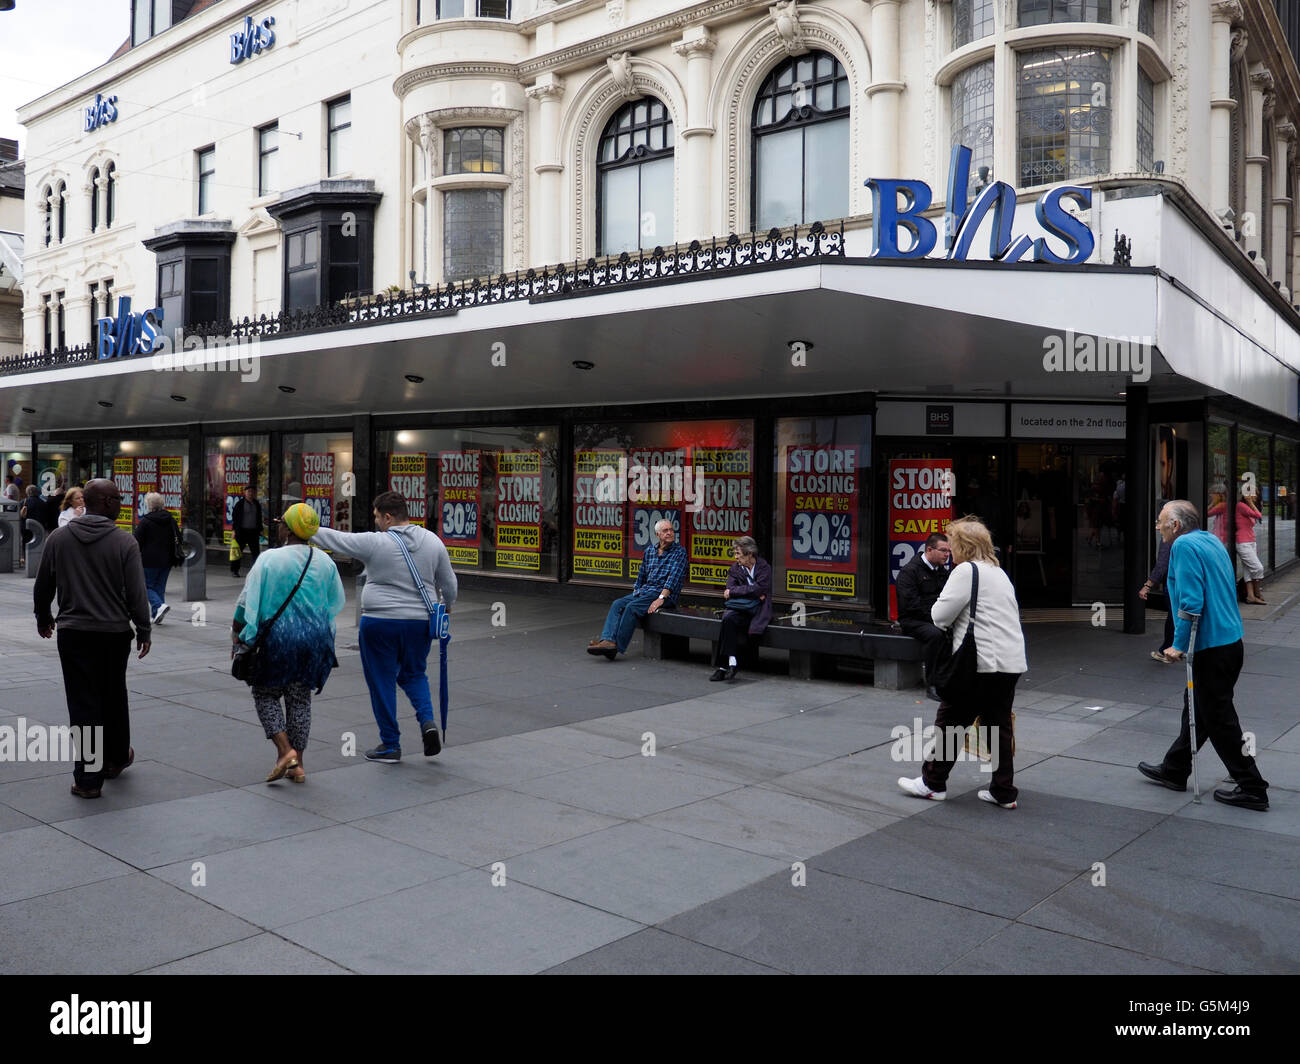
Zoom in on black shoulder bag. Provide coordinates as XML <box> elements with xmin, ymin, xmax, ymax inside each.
<box><xmin>932</xmin><ymin>562</ymin><xmax>979</xmax><ymax>701</ymax></box>
<box><xmin>231</xmin><ymin>549</ymin><xmax>314</xmax><ymax>684</ymax></box>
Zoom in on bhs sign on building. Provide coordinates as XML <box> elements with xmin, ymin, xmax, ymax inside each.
<box><xmin>98</xmin><ymin>297</ymin><xmax>164</xmax><ymax>360</ymax></box>
<box><xmin>866</xmin><ymin>145</ymin><xmax>1095</xmax><ymax>266</ymax></box>
<box><xmin>230</xmin><ymin>16</ymin><xmax>276</xmax><ymax>64</ymax></box>
<box><xmin>84</xmin><ymin>93</ymin><xmax>118</xmax><ymax>133</ymax></box>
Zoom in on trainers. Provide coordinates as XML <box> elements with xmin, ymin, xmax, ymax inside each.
<box><xmin>154</xmin><ymin>603</ymin><xmax>170</xmax><ymax>624</ymax></box>
<box><xmin>898</xmin><ymin>776</ymin><xmax>945</xmax><ymax>801</ymax></box>
<box><xmin>364</xmin><ymin>745</ymin><xmax>401</xmax><ymax>763</ymax></box>
<box><xmin>421</xmin><ymin>720</ymin><xmax>442</xmax><ymax>757</ymax></box>
<box><xmin>978</xmin><ymin>789</ymin><xmax>1017</xmax><ymax>809</ymax></box>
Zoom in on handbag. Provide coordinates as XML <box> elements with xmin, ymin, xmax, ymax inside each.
<box><xmin>231</xmin><ymin>548</ymin><xmax>314</xmax><ymax>684</ymax></box>
<box><xmin>229</xmin><ymin>539</ymin><xmax>241</xmax><ymax>563</ymax></box>
<box><xmin>726</xmin><ymin>596</ymin><xmax>761</xmax><ymax>613</ymax></box>
<box><xmin>932</xmin><ymin>562</ymin><xmax>980</xmax><ymax>701</ymax></box>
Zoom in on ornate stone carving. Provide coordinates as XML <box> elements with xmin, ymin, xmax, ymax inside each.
<box><xmin>1170</xmin><ymin>0</ymin><xmax>1191</xmax><ymax>175</ymax></box>
<box><xmin>672</xmin><ymin>33</ymin><xmax>718</xmax><ymax>58</ymax></box>
<box><xmin>1210</xmin><ymin>0</ymin><xmax>1243</xmax><ymax>24</ymax></box>
<box><xmin>1230</xmin><ymin>28</ymin><xmax>1248</xmax><ymax>64</ymax></box>
<box><xmin>394</xmin><ymin>63</ymin><xmax>520</xmax><ymax>97</ymax></box>
<box><xmin>606</xmin><ymin>0</ymin><xmax>625</xmax><ymax>29</ymax></box>
<box><xmin>525</xmin><ymin>77</ymin><xmax>566</xmax><ymax>101</ymax></box>
<box><xmin>768</xmin><ymin>1</ymin><xmax>808</xmax><ymax>57</ymax></box>
<box><xmin>606</xmin><ymin>53</ymin><xmax>640</xmax><ymax>100</ymax></box>
<box><xmin>1262</xmin><ymin>90</ymin><xmax>1276</xmax><ymax>121</ymax></box>
<box><xmin>924</xmin><ymin>0</ymin><xmax>936</xmax><ymax>201</ymax></box>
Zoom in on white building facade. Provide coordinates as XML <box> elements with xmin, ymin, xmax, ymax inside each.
<box><xmin>4</xmin><ymin>0</ymin><xmax>1300</xmax><ymax>623</ymax></box>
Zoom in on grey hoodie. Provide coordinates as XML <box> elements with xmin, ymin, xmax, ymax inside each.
<box><xmin>312</xmin><ymin>522</ymin><xmax>458</xmax><ymax>620</ymax></box>
<box><xmin>33</xmin><ymin>515</ymin><xmax>153</xmax><ymax>637</ymax></box>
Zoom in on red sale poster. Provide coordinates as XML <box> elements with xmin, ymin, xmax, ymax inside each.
<box><xmin>223</xmin><ymin>454</ymin><xmax>252</xmax><ymax>546</ymax></box>
<box><xmin>133</xmin><ymin>456</ymin><xmax>158</xmax><ymax>522</ymax></box>
<box><xmin>887</xmin><ymin>458</ymin><xmax>954</xmax><ymax>619</ymax></box>
<box><xmin>782</xmin><ymin>445</ymin><xmax>859</xmax><ymax>596</ymax></box>
<box><xmin>302</xmin><ymin>452</ymin><xmax>335</xmax><ymax>528</ymax></box>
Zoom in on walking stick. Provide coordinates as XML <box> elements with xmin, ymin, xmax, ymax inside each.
<box><xmin>1178</xmin><ymin>609</ymin><xmax>1201</xmax><ymax>804</ymax></box>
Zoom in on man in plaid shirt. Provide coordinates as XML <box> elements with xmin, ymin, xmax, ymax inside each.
<box><xmin>587</xmin><ymin>519</ymin><xmax>687</xmax><ymax>659</ymax></box>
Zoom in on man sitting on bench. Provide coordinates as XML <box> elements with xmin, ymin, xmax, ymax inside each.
<box><xmin>896</xmin><ymin>532</ymin><xmax>951</xmax><ymax>702</ymax></box>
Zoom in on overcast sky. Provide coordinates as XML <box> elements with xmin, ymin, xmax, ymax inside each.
<box><xmin>0</xmin><ymin>0</ymin><xmax>130</xmax><ymax>155</ymax></box>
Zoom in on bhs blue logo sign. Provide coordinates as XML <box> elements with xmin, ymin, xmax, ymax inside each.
<box><xmin>230</xmin><ymin>16</ymin><xmax>276</xmax><ymax>64</ymax></box>
<box><xmin>97</xmin><ymin>297</ymin><xmax>164</xmax><ymax>360</ymax></box>
<box><xmin>866</xmin><ymin>145</ymin><xmax>1096</xmax><ymax>265</ymax></box>
<box><xmin>84</xmin><ymin>94</ymin><xmax>118</xmax><ymax>133</ymax></box>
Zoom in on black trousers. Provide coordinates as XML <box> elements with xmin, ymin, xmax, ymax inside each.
<box><xmin>232</xmin><ymin>528</ymin><xmax>260</xmax><ymax>573</ymax></box>
<box><xmin>56</xmin><ymin>628</ymin><xmax>133</xmax><ymax>788</ymax></box>
<box><xmin>1161</xmin><ymin>640</ymin><xmax>1268</xmax><ymax>796</ymax></box>
<box><xmin>900</xmin><ymin>619</ymin><xmax>946</xmax><ymax>681</ymax></box>
<box><xmin>921</xmin><ymin>672</ymin><xmax>1019</xmax><ymax>804</ymax></box>
<box><xmin>714</xmin><ymin>611</ymin><xmax>753</xmax><ymax>667</ymax></box>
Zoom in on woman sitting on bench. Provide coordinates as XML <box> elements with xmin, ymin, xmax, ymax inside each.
<box><xmin>710</xmin><ymin>536</ymin><xmax>772</xmax><ymax>682</ymax></box>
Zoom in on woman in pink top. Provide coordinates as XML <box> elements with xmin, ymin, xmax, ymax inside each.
<box><xmin>1212</xmin><ymin>493</ymin><xmax>1267</xmax><ymax>602</ymax></box>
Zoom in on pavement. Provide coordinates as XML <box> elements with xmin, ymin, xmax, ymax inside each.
<box><xmin>1</xmin><ymin>561</ymin><xmax>1298</xmax><ymax>975</ymax></box>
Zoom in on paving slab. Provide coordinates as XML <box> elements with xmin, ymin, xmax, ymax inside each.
<box><xmin>141</xmin><ymin>933</ymin><xmax>353</xmax><ymax>974</ymax></box>
<box><xmin>0</xmin><ymin>758</ymin><xmax>228</xmax><ymax>822</ymax></box>
<box><xmin>0</xmin><ymin>824</ymin><xmax>135</xmax><ymax>904</ymax></box>
<box><xmin>277</xmin><ymin>868</ymin><xmax>640</xmax><ymax>974</ymax></box>
<box><xmin>432</xmin><ymin>733</ymin><xmax>611</xmax><ymax>787</ymax></box>
<box><xmin>545</xmin><ymin>928</ymin><xmax>783</xmax><ymax>975</ymax></box>
<box><xmin>507</xmin><ymin>821</ymin><xmax>785</xmax><ymax>924</ymax></box>
<box><xmin>1014</xmin><ymin>756</ymin><xmax>1196</xmax><ymax>814</ymax></box>
<box><xmin>513</xmin><ymin>755</ymin><xmax>742</xmax><ymax>819</ymax></box>
<box><xmin>247</xmin><ymin>761</ymin><xmax>486</xmax><ymax>822</ymax></box>
<box><xmin>939</xmin><ymin>922</ymin><xmax>1209</xmax><ymax>975</ymax></box>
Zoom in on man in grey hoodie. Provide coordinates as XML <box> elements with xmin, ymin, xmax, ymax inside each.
<box><xmin>312</xmin><ymin>490</ymin><xmax>457</xmax><ymax>762</ymax></box>
<box><xmin>34</xmin><ymin>479</ymin><xmax>152</xmax><ymax>798</ymax></box>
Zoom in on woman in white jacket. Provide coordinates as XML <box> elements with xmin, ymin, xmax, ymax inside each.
<box><xmin>898</xmin><ymin>517</ymin><xmax>1027</xmax><ymax>809</ymax></box>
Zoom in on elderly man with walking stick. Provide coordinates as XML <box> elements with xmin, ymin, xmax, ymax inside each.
<box><xmin>1137</xmin><ymin>500</ymin><xmax>1270</xmax><ymax>811</ymax></box>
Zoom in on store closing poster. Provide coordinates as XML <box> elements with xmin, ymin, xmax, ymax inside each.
<box><xmin>689</xmin><ymin>447</ymin><xmax>754</xmax><ymax>585</ymax></box>
<box><xmin>302</xmin><ymin>453</ymin><xmax>335</xmax><ymax>528</ymax></box>
<box><xmin>160</xmin><ymin>456</ymin><xmax>183</xmax><ymax>524</ymax></box>
<box><xmin>112</xmin><ymin>457</ymin><xmax>134</xmax><ymax>533</ymax></box>
<box><xmin>495</xmin><ymin>451</ymin><xmax>543</xmax><ymax>571</ymax></box>
<box><xmin>223</xmin><ymin>454</ymin><xmax>252</xmax><ymax>545</ymax></box>
<box><xmin>626</xmin><ymin>448</ymin><xmax>687</xmax><ymax>579</ymax></box>
<box><xmin>573</xmin><ymin>450</ymin><xmax>625</xmax><ymax>577</ymax></box>
<box><xmin>388</xmin><ymin>454</ymin><xmax>427</xmax><ymax>527</ymax></box>
<box><xmin>784</xmin><ymin>445</ymin><xmax>860</xmax><ymax>596</ymax></box>
<box><xmin>887</xmin><ymin>458</ymin><xmax>954</xmax><ymax>619</ymax></box>
<box><xmin>439</xmin><ymin>450</ymin><xmax>481</xmax><ymax>567</ymax></box>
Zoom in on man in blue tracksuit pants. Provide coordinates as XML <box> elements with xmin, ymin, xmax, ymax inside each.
<box><xmin>1138</xmin><ymin>500</ymin><xmax>1269</xmax><ymax>810</ymax></box>
<box><xmin>312</xmin><ymin>491</ymin><xmax>457</xmax><ymax>763</ymax></box>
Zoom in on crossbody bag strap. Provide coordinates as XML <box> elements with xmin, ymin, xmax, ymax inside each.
<box><xmin>386</xmin><ymin>528</ymin><xmax>438</xmax><ymax>616</ymax></box>
<box><xmin>968</xmin><ymin>561</ymin><xmax>979</xmax><ymax>622</ymax></box>
<box><xmin>250</xmin><ymin>548</ymin><xmax>313</xmax><ymax>648</ymax></box>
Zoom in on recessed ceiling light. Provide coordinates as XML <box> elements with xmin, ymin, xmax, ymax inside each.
<box><xmin>571</xmin><ymin>360</ymin><xmax>594</xmax><ymax>371</ymax></box>
<box><xmin>97</xmin><ymin>400</ymin><xmax>113</xmax><ymax>408</ymax></box>
<box><xmin>278</xmin><ymin>385</ymin><xmax>296</xmax><ymax>394</ymax></box>
<box><xmin>404</xmin><ymin>374</ymin><xmax>424</xmax><ymax>384</ymax></box>
<box><xmin>170</xmin><ymin>394</ymin><xmax>187</xmax><ymax>402</ymax></box>
<box><xmin>1117</xmin><ymin>391</ymin><xmax>1127</xmax><ymax>397</ymax></box>
<box><xmin>21</xmin><ymin>406</ymin><xmax>35</xmax><ymax>413</ymax></box>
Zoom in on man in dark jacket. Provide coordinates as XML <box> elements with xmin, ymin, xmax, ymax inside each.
<box><xmin>34</xmin><ymin>479</ymin><xmax>152</xmax><ymax>799</ymax></box>
<box><xmin>134</xmin><ymin>492</ymin><xmax>182</xmax><ymax>624</ymax></box>
<box><xmin>896</xmin><ymin>532</ymin><xmax>951</xmax><ymax>701</ymax></box>
<box><xmin>229</xmin><ymin>486</ymin><xmax>263</xmax><ymax>577</ymax></box>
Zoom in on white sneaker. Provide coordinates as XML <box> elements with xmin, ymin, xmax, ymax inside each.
<box><xmin>898</xmin><ymin>776</ymin><xmax>944</xmax><ymax>801</ymax></box>
<box><xmin>978</xmin><ymin>789</ymin><xmax>1017</xmax><ymax>809</ymax></box>
<box><xmin>154</xmin><ymin>603</ymin><xmax>170</xmax><ymax>624</ymax></box>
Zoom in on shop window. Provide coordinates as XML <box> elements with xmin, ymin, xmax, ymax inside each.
<box><xmin>443</xmin><ymin>190</ymin><xmax>503</xmax><ymax>282</ymax></box>
<box><xmin>950</xmin><ymin>61</ymin><xmax>995</xmax><ymax>195</ymax></box>
<box><xmin>572</xmin><ymin>420</ymin><xmax>756</xmax><ymax>590</ymax></box>
<box><xmin>376</xmin><ymin>425</ymin><xmax>560</xmax><ymax>578</ymax></box>
<box><xmin>953</xmin><ymin>0</ymin><xmax>996</xmax><ymax>49</ymax></box>
<box><xmin>774</xmin><ymin>416</ymin><xmax>871</xmax><ymax>605</ymax></box>
<box><xmin>752</xmin><ymin>51</ymin><xmax>850</xmax><ymax>231</ymax></box>
<box><xmin>1207</xmin><ymin>423</ymin><xmax>1232</xmax><ymax>548</ymax></box>
<box><xmin>1276</xmin><ymin>439</ymin><xmax>1298</xmax><ymax>563</ymax></box>
<box><xmin>259</xmin><ymin>122</ymin><xmax>279</xmax><ymax>196</ymax></box>
<box><xmin>205</xmin><ymin>435</ymin><xmax>269</xmax><ymax>548</ymax></box>
<box><xmin>110</xmin><ymin>440</ymin><xmax>188</xmax><ymax>533</ymax></box>
<box><xmin>1017</xmin><ymin>0</ymin><xmax>1111</xmax><ymax>26</ymax></box>
<box><xmin>598</xmin><ymin>99</ymin><xmax>674</xmax><ymax>255</ymax></box>
<box><xmin>1017</xmin><ymin>46</ymin><xmax>1112</xmax><ymax>187</ymax></box>
<box><xmin>1237</xmin><ymin>428</ymin><xmax>1271</xmax><ymax>569</ymax></box>
<box><xmin>327</xmin><ymin>96</ymin><xmax>351</xmax><ymax>177</ymax></box>
<box><xmin>283</xmin><ymin>433</ymin><xmax>354</xmax><ymax>533</ymax></box>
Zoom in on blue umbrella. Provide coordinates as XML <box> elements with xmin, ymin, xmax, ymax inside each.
<box><xmin>436</xmin><ymin>604</ymin><xmax>451</xmax><ymax>736</ymax></box>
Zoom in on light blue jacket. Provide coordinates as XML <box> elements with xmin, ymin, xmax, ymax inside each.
<box><xmin>1168</xmin><ymin>530</ymin><xmax>1243</xmax><ymax>653</ymax></box>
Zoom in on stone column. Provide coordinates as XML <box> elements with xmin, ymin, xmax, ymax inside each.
<box><xmin>526</xmin><ymin>74</ymin><xmax>565</xmax><ymax>265</ymax></box>
<box><xmin>1246</xmin><ymin>65</ymin><xmax>1273</xmax><ymax>266</ymax></box>
<box><xmin>416</xmin><ymin>114</ymin><xmax>436</xmax><ymax>286</ymax></box>
<box><xmin>1273</xmin><ymin>119</ymin><xmax>1295</xmax><ymax>296</ymax></box>
<box><xmin>63</xmin><ymin>294</ymin><xmax>93</xmax><ymax>348</ymax></box>
<box><xmin>865</xmin><ymin>0</ymin><xmax>904</xmax><ymax>181</ymax></box>
<box><xmin>1209</xmin><ymin>2</ymin><xmax>1242</xmax><ymax>217</ymax></box>
<box><xmin>94</xmin><ymin>172</ymin><xmax>109</xmax><ymax>233</ymax></box>
<box><xmin>673</xmin><ymin>27</ymin><xmax>717</xmax><ymax>243</ymax></box>
<box><xmin>22</xmin><ymin>299</ymin><xmax>44</xmax><ymax>356</ymax></box>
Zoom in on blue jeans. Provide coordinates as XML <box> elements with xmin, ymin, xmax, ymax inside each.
<box><xmin>143</xmin><ymin>566</ymin><xmax>169</xmax><ymax>613</ymax></box>
<box><xmin>600</xmin><ymin>589</ymin><xmax>660</xmax><ymax>653</ymax></box>
<box><xmin>358</xmin><ymin>616</ymin><xmax>434</xmax><ymax>750</ymax></box>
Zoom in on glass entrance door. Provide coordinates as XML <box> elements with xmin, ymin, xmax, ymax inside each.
<box><xmin>1073</xmin><ymin>446</ymin><xmax>1126</xmax><ymax>605</ymax></box>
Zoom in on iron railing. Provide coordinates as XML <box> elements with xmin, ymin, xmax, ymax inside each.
<box><xmin>2</xmin><ymin>221</ymin><xmax>845</xmax><ymax>377</ymax></box>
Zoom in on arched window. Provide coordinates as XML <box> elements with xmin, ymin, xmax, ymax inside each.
<box><xmin>89</xmin><ymin>168</ymin><xmax>100</xmax><ymax>233</ymax></box>
<box><xmin>442</xmin><ymin>127</ymin><xmax>506</xmax><ymax>282</ymax></box>
<box><xmin>43</xmin><ymin>185</ymin><xmax>53</xmax><ymax>247</ymax></box>
<box><xmin>1017</xmin><ymin>0</ymin><xmax>1111</xmax><ymax>26</ymax></box>
<box><xmin>597</xmin><ymin>98</ymin><xmax>674</xmax><ymax>255</ymax></box>
<box><xmin>951</xmin><ymin>61</ymin><xmax>995</xmax><ymax>191</ymax></box>
<box><xmin>953</xmin><ymin>0</ymin><xmax>996</xmax><ymax>49</ymax></box>
<box><xmin>1016</xmin><ymin>46</ymin><xmax>1112</xmax><ymax>186</ymax></box>
<box><xmin>105</xmin><ymin>162</ymin><xmax>116</xmax><ymax>228</ymax></box>
<box><xmin>56</xmin><ymin>181</ymin><xmax>66</xmax><ymax>242</ymax></box>
<box><xmin>752</xmin><ymin>51</ymin><xmax>850</xmax><ymax>232</ymax></box>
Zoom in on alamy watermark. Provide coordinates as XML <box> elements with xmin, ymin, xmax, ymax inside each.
<box><xmin>149</xmin><ymin>329</ymin><xmax>261</xmax><ymax>382</ymax></box>
<box><xmin>0</xmin><ymin>719</ymin><xmax>103</xmax><ymax>771</ymax></box>
<box><xmin>891</xmin><ymin>717</ymin><xmax>1001</xmax><ymax>773</ymax></box>
<box><xmin>585</xmin><ymin>458</ymin><xmax>710</xmax><ymax>514</ymax></box>
<box><xmin>1042</xmin><ymin>329</ymin><xmax>1152</xmax><ymax>383</ymax></box>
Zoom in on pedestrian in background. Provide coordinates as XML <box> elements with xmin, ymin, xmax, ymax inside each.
<box><xmin>895</xmin><ymin>531</ymin><xmax>951</xmax><ymax>700</ymax></box>
<box><xmin>1140</xmin><ymin>535</ymin><xmax>1174</xmax><ymax>662</ymax></box>
<box><xmin>230</xmin><ymin>485</ymin><xmax>264</xmax><ymax>577</ymax></box>
<box><xmin>133</xmin><ymin>492</ymin><xmax>183</xmax><ymax>624</ymax></box>
<box><xmin>33</xmin><ymin>479</ymin><xmax>151</xmax><ymax>799</ymax></box>
<box><xmin>312</xmin><ymin>491</ymin><xmax>457</xmax><ymax>763</ymax></box>
<box><xmin>1139</xmin><ymin>501</ymin><xmax>1270</xmax><ymax>811</ymax></box>
<box><xmin>898</xmin><ymin>517</ymin><xmax>1026</xmax><ymax>810</ymax></box>
<box><xmin>233</xmin><ymin>504</ymin><xmax>345</xmax><ymax>784</ymax></box>
<box><xmin>58</xmin><ymin>486</ymin><xmax>86</xmax><ymax>527</ymax></box>
<box><xmin>709</xmin><ymin>536</ymin><xmax>771</xmax><ymax>682</ymax></box>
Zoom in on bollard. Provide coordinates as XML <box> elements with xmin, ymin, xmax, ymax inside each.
<box><xmin>24</xmin><ymin>518</ymin><xmax>46</xmax><ymax>578</ymax></box>
<box><xmin>355</xmin><ymin>569</ymin><xmax>366</xmax><ymax>628</ymax></box>
<box><xmin>182</xmin><ymin>526</ymin><xmax>207</xmax><ymax>602</ymax></box>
